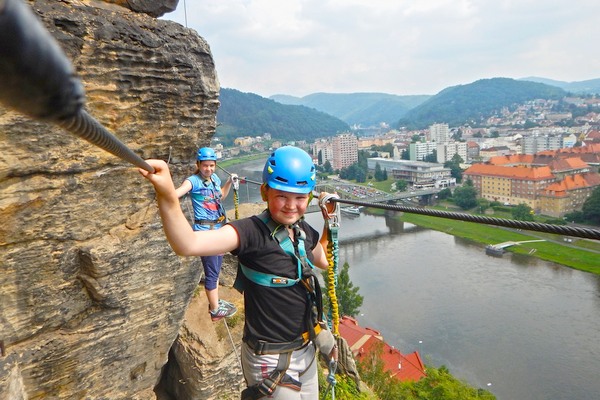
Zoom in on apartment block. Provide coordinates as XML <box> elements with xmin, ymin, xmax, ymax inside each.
<box><xmin>332</xmin><ymin>133</ymin><xmax>358</xmax><ymax>170</ymax></box>
<box><xmin>429</xmin><ymin>123</ymin><xmax>450</xmax><ymax>143</ymax></box>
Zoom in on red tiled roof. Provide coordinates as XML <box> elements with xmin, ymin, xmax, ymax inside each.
<box><xmin>464</xmin><ymin>163</ymin><xmax>554</xmax><ymax>180</ymax></box>
<box><xmin>487</xmin><ymin>154</ymin><xmax>535</xmax><ymax>165</ymax></box>
<box><xmin>541</xmin><ymin>172</ymin><xmax>600</xmax><ymax>197</ymax></box>
<box><xmin>339</xmin><ymin>316</ymin><xmax>426</xmax><ymax>382</ymax></box>
<box><xmin>547</xmin><ymin>157</ymin><xmax>590</xmax><ymax>172</ymax></box>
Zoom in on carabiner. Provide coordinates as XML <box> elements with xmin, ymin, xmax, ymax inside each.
<box><xmin>231</xmin><ymin>174</ymin><xmax>240</xmax><ymax>191</ymax></box>
<box><xmin>319</xmin><ymin>193</ymin><xmax>340</xmax><ymax>228</ymax></box>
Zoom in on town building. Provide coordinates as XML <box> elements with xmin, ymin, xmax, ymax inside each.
<box><xmin>311</xmin><ymin>138</ymin><xmax>333</xmax><ymax>166</ymax></box>
<box><xmin>464</xmin><ymin>148</ymin><xmax>600</xmax><ymax>216</ymax></box>
<box><xmin>436</xmin><ymin>142</ymin><xmax>468</xmax><ymax>164</ymax></box>
<box><xmin>367</xmin><ymin>158</ymin><xmax>453</xmax><ymax>186</ymax></box>
<box><xmin>338</xmin><ymin>316</ymin><xmax>426</xmax><ymax>383</ymax></box>
<box><xmin>332</xmin><ymin>133</ymin><xmax>358</xmax><ymax>170</ymax></box>
<box><xmin>429</xmin><ymin>123</ymin><xmax>450</xmax><ymax>143</ymax></box>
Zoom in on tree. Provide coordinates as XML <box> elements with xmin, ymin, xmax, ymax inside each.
<box><xmin>477</xmin><ymin>198</ymin><xmax>490</xmax><ymax>213</ymax></box>
<box><xmin>582</xmin><ymin>185</ymin><xmax>600</xmax><ymax>224</ymax></box>
<box><xmin>323</xmin><ymin>161</ymin><xmax>333</xmax><ymax>174</ymax></box>
<box><xmin>437</xmin><ymin>187</ymin><xmax>452</xmax><ymax>199</ymax></box>
<box><xmin>411</xmin><ymin>134</ymin><xmax>422</xmax><ymax>142</ymax></box>
<box><xmin>396</xmin><ymin>179</ymin><xmax>408</xmax><ymax>192</ymax></box>
<box><xmin>374</xmin><ymin>163</ymin><xmax>384</xmax><ymax>181</ymax></box>
<box><xmin>512</xmin><ymin>203</ymin><xmax>534</xmax><ymax>221</ymax></box>
<box><xmin>318</xmin><ymin>150</ymin><xmax>323</xmax><ymax>165</ymax></box>
<box><xmin>401</xmin><ymin>149</ymin><xmax>410</xmax><ymax>160</ymax></box>
<box><xmin>322</xmin><ymin>262</ymin><xmax>364</xmax><ymax>319</ymax></box>
<box><xmin>453</xmin><ymin>185</ymin><xmax>478</xmax><ymax>209</ymax></box>
<box><xmin>444</xmin><ymin>153</ymin><xmax>464</xmax><ymax>183</ymax></box>
<box><xmin>423</xmin><ymin>150</ymin><xmax>437</xmax><ymax>163</ymax></box>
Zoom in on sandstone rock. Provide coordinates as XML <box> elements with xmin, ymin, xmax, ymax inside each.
<box><xmin>92</xmin><ymin>0</ymin><xmax>178</xmax><ymax>17</ymax></box>
<box><xmin>0</xmin><ymin>0</ymin><xmax>224</xmax><ymax>398</ymax></box>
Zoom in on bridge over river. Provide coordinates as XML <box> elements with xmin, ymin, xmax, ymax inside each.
<box><xmin>306</xmin><ymin>180</ymin><xmax>441</xmax><ymax>213</ymax></box>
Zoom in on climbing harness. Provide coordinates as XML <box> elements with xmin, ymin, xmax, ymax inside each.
<box><xmin>234</xmin><ymin>210</ymin><xmax>328</xmax><ymax>399</ymax></box>
<box><xmin>240</xmin><ymin>351</ymin><xmax>302</xmax><ymax>400</ymax></box>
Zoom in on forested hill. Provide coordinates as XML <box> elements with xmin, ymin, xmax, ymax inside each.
<box><xmin>399</xmin><ymin>78</ymin><xmax>567</xmax><ymax>130</ymax></box>
<box><xmin>216</xmin><ymin>88</ymin><xmax>350</xmax><ymax>146</ymax></box>
<box><xmin>270</xmin><ymin>92</ymin><xmax>431</xmax><ymax>127</ymax></box>
<box><xmin>520</xmin><ymin>76</ymin><xmax>600</xmax><ymax>94</ymax></box>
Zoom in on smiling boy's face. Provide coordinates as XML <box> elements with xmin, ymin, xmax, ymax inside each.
<box><xmin>198</xmin><ymin>160</ymin><xmax>216</xmax><ymax>179</ymax></box>
<box><xmin>264</xmin><ymin>186</ymin><xmax>310</xmax><ymax>226</ymax></box>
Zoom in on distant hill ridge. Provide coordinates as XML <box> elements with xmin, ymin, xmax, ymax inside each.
<box><xmin>270</xmin><ymin>92</ymin><xmax>431</xmax><ymax>127</ymax></box>
<box><xmin>519</xmin><ymin>76</ymin><xmax>600</xmax><ymax>94</ymax></box>
<box><xmin>217</xmin><ymin>77</ymin><xmax>598</xmax><ymax>141</ymax></box>
<box><xmin>215</xmin><ymin>88</ymin><xmax>350</xmax><ymax>146</ymax></box>
<box><xmin>399</xmin><ymin>77</ymin><xmax>568</xmax><ymax>129</ymax></box>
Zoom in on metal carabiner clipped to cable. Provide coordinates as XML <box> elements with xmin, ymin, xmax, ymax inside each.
<box><xmin>319</xmin><ymin>193</ymin><xmax>340</xmax><ymax>229</ymax></box>
<box><xmin>231</xmin><ymin>173</ymin><xmax>240</xmax><ymax>191</ymax></box>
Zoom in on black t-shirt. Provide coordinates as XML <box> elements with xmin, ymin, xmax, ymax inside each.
<box><xmin>228</xmin><ymin>216</ymin><xmax>320</xmax><ymax>343</ymax></box>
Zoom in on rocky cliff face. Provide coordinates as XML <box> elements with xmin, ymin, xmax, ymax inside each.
<box><xmin>0</xmin><ymin>0</ymin><xmax>241</xmax><ymax>398</ymax></box>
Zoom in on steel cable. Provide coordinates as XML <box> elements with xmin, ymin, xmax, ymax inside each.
<box><xmin>329</xmin><ymin>197</ymin><xmax>600</xmax><ymax>240</ymax></box>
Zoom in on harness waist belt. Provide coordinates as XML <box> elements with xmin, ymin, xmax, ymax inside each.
<box><xmin>194</xmin><ymin>216</ymin><xmax>224</xmax><ymax>225</ymax></box>
<box><xmin>245</xmin><ymin>324</ymin><xmax>321</xmax><ymax>355</ymax></box>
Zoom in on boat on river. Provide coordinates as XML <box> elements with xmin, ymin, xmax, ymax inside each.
<box><xmin>485</xmin><ymin>244</ymin><xmax>504</xmax><ymax>256</ymax></box>
<box><xmin>341</xmin><ymin>206</ymin><xmax>361</xmax><ymax>215</ymax></box>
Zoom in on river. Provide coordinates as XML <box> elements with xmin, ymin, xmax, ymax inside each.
<box><xmin>218</xmin><ymin>158</ymin><xmax>600</xmax><ymax>400</ymax></box>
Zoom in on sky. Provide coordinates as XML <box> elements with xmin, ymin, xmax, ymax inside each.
<box><xmin>161</xmin><ymin>0</ymin><xmax>600</xmax><ymax>99</ymax></box>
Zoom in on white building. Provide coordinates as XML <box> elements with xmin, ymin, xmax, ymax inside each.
<box><xmin>429</xmin><ymin>123</ymin><xmax>450</xmax><ymax>144</ymax></box>
<box><xmin>436</xmin><ymin>142</ymin><xmax>468</xmax><ymax>163</ymax></box>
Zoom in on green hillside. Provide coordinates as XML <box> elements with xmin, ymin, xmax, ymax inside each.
<box><xmin>270</xmin><ymin>92</ymin><xmax>431</xmax><ymax>127</ymax></box>
<box><xmin>216</xmin><ymin>88</ymin><xmax>350</xmax><ymax>146</ymax></box>
<box><xmin>520</xmin><ymin>76</ymin><xmax>600</xmax><ymax>94</ymax></box>
<box><xmin>399</xmin><ymin>78</ymin><xmax>567</xmax><ymax>129</ymax></box>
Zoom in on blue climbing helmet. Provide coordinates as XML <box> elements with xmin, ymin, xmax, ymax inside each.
<box><xmin>262</xmin><ymin>146</ymin><xmax>316</xmax><ymax>194</ymax></box>
<box><xmin>197</xmin><ymin>147</ymin><xmax>217</xmax><ymax>162</ymax></box>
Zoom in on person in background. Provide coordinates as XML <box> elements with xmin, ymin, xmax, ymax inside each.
<box><xmin>175</xmin><ymin>147</ymin><xmax>237</xmax><ymax>321</ymax></box>
<box><xmin>140</xmin><ymin>146</ymin><xmax>337</xmax><ymax>399</ymax></box>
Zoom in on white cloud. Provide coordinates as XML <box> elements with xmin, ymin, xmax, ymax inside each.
<box><xmin>163</xmin><ymin>0</ymin><xmax>600</xmax><ymax>97</ymax></box>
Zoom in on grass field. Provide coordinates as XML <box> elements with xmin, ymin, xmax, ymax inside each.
<box><xmin>393</xmin><ymin>211</ymin><xmax>600</xmax><ymax>275</ymax></box>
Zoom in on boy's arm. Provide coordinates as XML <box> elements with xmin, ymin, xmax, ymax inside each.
<box><xmin>140</xmin><ymin>160</ymin><xmax>239</xmax><ymax>256</ymax></box>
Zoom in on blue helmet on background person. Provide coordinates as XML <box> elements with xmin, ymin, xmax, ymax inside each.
<box><xmin>197</xmin><ymin>147</ymin><xmax>217</xmax><ymax>162</ymax></box>
<box><xmin>262</xmin><ymin>146</ymin><xmax>316</xmax><ymax>194</ymax></box>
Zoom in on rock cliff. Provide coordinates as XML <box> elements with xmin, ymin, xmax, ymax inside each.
<box><xmin>0</xmin><ymin>0</ymin><xmax>242</xmax><ymax>398</ymax></box>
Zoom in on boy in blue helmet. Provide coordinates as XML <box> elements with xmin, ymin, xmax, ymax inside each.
<box><xmin>175</xmin><ymin>147</ymin><xmax>237</xmax><ymax>321</ymax></box>
<box><xmin>140</xmin><ymin>146</ymin><xmax>337</xmax><ymax>400</ymax></box>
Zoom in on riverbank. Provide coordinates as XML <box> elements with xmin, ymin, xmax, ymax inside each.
<box><xmin>381</xmin><ymin>209</ymin><xmax>600</xmax><ymax>275</ymax></box>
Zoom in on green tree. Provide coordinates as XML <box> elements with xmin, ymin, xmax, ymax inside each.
<box><xmin>401</xmin><ymin>149</ymin><xmax>410</xmax><ymax>160</ymax></box>
<box><xmin>477</xmin><ymin>198</ymin><xmax>490</xmax><ymax>213</ymax></box>
<box><xmin>453</xmin><ymin>185</ymin><xmax>478</xmax><ymax>209</ymax></box>
<box><xmin>322</xmin><ymin>262</ymin><xmax>364</xmax><ymax>319</ymax></box>
<box><xmin>374</xmin><ymin>163</ymin><xmax>384</xmax><ymax>181</ymax></box>
<box><xmin>582</xmin><ymin>185</ymin><xmax>600</xmax><ymax>224</ymax></box>
<box><xmin>318</xmin><ymin>150</ymin><xmax>323</xmax><ymax>165</ymax></box>
<box><xmin>396</xmin><ymin>179</ymin><xmax>408</xmax><ymax>192</ymax></box>
<box><xmin>323</xmin><ymin>161</ymin><xmax>333</xmax><ymax>174</ymax></box>
<box><xmin>437</xmin><ymin>187</ymin><xmax>452</xmax><ymax>199</ymax></box>
<box><xmin>444</xmin><ymin>154</ymin><xmax>464</xmax><ymax>183</ymax></box>
<box><xmin>512</xmin><ymin>203</ymin><xmax>534</xmax><ymax>221</ymax></box>
<box><xmin>424</xmin><ymin>150</ymin><xmax>437</xmax><ymax>163</ymax></box>
<box><xmin>411</xmin><ymin>134</ymin><xmax>422</xmax><ymax>142</ymax></box>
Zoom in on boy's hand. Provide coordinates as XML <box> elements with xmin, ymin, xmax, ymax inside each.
<box><xmin>319</xmin><ymin>192</ymin><xmax>338</xmax><ymax>219</ymax></box>
<box><xmin>139</xmin><ymin>159</ymin><xmax>176</xmax><ymax>197</ymax></box>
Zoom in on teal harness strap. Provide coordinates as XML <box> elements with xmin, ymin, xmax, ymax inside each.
<box><xmin>235</xmin><ymin>210</ymin><xmax>314</xmax><ymax>291</ymax></box>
